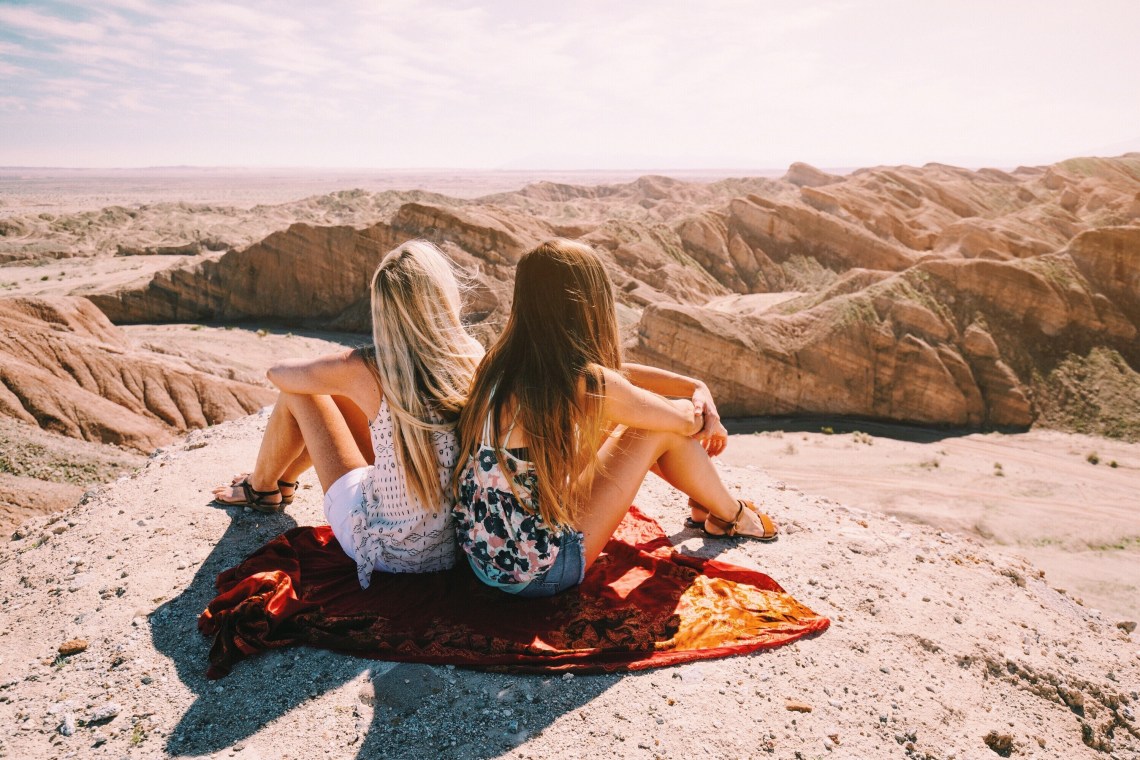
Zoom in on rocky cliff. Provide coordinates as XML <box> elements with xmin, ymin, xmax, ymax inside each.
<box><xmin>75</xmin><ymin>155</ymin><xmax>1140</xmax><ymax>437</ymax></box>
<box><xmin>0</xmin><ymin>296</ymin><xmax>274</xmax><ymax>452</ymax></box>
<box><xmin>629</xmin><ymin>227</ymin><xmax>1140</xmax><ymax>430</ymax></box>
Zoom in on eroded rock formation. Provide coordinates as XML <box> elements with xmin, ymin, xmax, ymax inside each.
<box><xmin>0</xmin><ymin>297</ymin><xmax>275</xmax><ymax>451</ymax></box>
<box><xmin>629</xmin><ymin>227</ymin><xmax>1140</xmax><ymax>432</ymax></box>
<box><xmin>60</xmin><ymin>154</ymin><xmax>1140</xmax><ymax>435</ymax></box>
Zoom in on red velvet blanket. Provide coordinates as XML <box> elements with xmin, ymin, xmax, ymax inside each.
<box><xmin>198</xmin><ymin>507</ymin><xmax>829</xmax><ymax>678</ymax></box>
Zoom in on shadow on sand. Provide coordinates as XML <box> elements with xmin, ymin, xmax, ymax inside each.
<box><xmin>150</xmin><ymin>506</ymin><xmax>620</xmax><ymax>759</ymax></box>
<box><xmin>725</xmin><ymin>414</ymin><xmax>1027</xmax><ymax>443</ymax></box>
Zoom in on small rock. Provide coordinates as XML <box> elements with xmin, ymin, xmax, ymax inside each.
<box><xmin>58</xmin><ymin>713</ymin><xmax>76</xmax><ymax>736</ymax></box>
<box><xmin>57</xmin><ymin>639</ymin><xmax>88</xmax><ymax>656</ymax></box>
<box><xmin>87</xmin><ymin>702</ymin><xmax>121</xmax><ymax>724</ymax></box>
<box><xmin>785</xmin><ymin>701</ymin><xmax>813</xmax><ymax>713</ymax></box>
<box><xmin>562</xmin><ymin>672</ymin><xmax>574</xmax><ymax>681</ymax></box>
<box><xmin>983</xmin><ymin>730</ymin><xmax>1014</xmax><ymax>757</ymax></box>
<box><xmin>1117</xmin><ymin>621</ymin><xmax>1137</xmax><ymax>634</ymax></box>
<box><xmin>879</xmin><ymin>665</ymin><xmax>891</xmax><ymax>674</ymax></box>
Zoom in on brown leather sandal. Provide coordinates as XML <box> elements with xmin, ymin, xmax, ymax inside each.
<box><xmin>687</xmin><ymin>498</ymin><xmax>778</xmax><ymax>541</ymax></box>
<box><xmin>213</xmin><ymin>477</ymin><xmax>286</xmax><ymax>514</ymax></box>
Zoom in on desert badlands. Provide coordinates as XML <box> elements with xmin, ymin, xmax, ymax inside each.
<box><xmin>0</xmin><ymin>159</ymin><xmax>1138</xmax><ymax>758</ymax></box>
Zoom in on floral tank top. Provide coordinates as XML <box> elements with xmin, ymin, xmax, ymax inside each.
<box><xmin>346</xmin><ymin>399</ymin><xmax>459</xmax><ymax>588</ymax></box>
<box><xmin>453</xmin><ymin>402</ymin><xmax>569</xmax><ymax>587</ymax></box>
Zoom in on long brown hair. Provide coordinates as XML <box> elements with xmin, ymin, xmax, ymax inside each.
<box><xmin>455</xmin><ymin>239</ymin><xmax>622</xmax><ymax>528</ymax></box>
<box><xmin>363</xmin><ymin>240</ymin><xmax>484</xmax><ymax>510</ymax></box>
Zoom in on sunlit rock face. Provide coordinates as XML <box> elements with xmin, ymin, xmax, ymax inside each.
<box><xmin>81</xmin><ymin>155</ymin><xmax>1140</xmax><ymax>434</ymax></box>
<box><xmin>0</xmin><ymin>296</ymin><xmax>274</xmax><ymax>451</ymax></box>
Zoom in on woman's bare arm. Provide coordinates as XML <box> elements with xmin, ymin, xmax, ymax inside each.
<box><xmin>621</xmin><ymin>362</ymin><xmax>727</xmax><ymax>455</ymax></box>
<box><xmin>266</xmin><ymin>350</ymin><xmax>381</xmax><ymax>417</ymax></box>
<box><xmin>621</xmin><ymin>362</ymin><xmax>702</xmax><ymax>397</ymax></box>
<box><xmin>596</xmin><ymin>367</ymin><xmax>702</xmax><ymax>436</ymax></box>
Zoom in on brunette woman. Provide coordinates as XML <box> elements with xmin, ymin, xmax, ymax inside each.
<box><xmin>453</xmin><ymin>239</ymin><xmax>776</xmax><ymax>598</ymax></box>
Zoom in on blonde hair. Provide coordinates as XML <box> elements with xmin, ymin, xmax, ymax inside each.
<box><xmin>455</xmin><ymin>238</ymin><xmax>621</xmax><ymax>528</ymax></box>
<box><xmin>363</xmin><ymin>240</ymin><xmax>484</xmax><ymax>510</ymax></box>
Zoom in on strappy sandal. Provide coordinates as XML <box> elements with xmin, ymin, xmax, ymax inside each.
<box><xmin>275</xmin><ymin>479</ymin><xmax>299</xmax><ymax>506</ymax></box>
<box><xmin>213</xmin><ymin>477</ymin><xmax>286</xmax><ymax>514</ymax></box>
<box><xmin>230</xmin><ymin>474</ymin><xmax>298</xmax><ymax>506</ymax></box>
<box><xmin>686</xmin><ymin>498</ymin><xmax>778</xmax><ymax>541</ymax></box>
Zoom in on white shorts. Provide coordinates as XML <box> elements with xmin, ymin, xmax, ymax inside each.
<box><xmin>323</xmin><ymin>466</ymin><xmax>368</xmax><ymax>562</ymax></box>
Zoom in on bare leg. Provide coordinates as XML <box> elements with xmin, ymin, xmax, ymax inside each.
<box><xmin>333</xmin><ymin>395</ymin><xmax>375</xmax><ymax>466</ymax></box>
<box><xmin>253</xmin><ymin>395</ymin><xmax>372</xmax><ymax>490</ymax></box>
<box><xmin>575</xmin><ymin>428</ymin><xmax>757</xmax><ymax>567</ymax></box>
<box><xmin>212</xmin><ymin>392</ymin><xmax>369</xmax><ymax>504</ymax></box>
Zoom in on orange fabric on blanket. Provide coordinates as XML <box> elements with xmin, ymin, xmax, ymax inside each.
<box><xmin>199</xmin><ymin>506</ymin><xmax>828</xmax><ymax>678</ymax></box>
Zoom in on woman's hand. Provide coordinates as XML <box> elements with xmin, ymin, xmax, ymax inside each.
<box><xmin>671</xmin><ymin>398</ymin><xmax>704</xmax><ymax>436</ymax></box>
<box><xmin>691</xmin><ymin>382</ymin><xmax>728</xmax><ymax>456</ymax></box>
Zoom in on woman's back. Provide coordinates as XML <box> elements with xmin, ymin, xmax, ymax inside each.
<box><xmin>342</xmin><ymin>396</ymin><xmax>459</xmax><ymax>585</ymax></box>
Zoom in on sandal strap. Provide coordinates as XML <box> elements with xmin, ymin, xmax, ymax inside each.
<box><xmin>240</xmin><ymin>479</ymin><xmax>282</xmax><ymax>507</ymax></box>
<box><xmin>704</xmin><ymin>501</ymin><xmax>745</xmax><ymax>536</ymax></box>
<box><xmin>277</xmin><ymin>479</ymin><xmax>298</xmax><ymax>490</ymax></box>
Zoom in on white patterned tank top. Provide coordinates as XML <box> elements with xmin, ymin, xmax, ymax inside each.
<box><xmin>346</xmin><ymin>398</ymin><xmax>459</xmax><ymax>588</ymax></box>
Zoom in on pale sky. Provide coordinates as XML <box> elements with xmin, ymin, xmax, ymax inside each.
<box><xmin>1</xmin><ymin>0</ymin><xmax>1138</xmax><ymax>169</ymax></box>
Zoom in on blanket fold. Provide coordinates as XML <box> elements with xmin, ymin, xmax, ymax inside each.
<box><xmin>199</xmin><ymin>507</ymin><xmax>828</xmax><ymax>678</ymax></box>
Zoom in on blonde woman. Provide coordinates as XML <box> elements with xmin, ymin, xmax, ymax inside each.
<box><xmin>453</xmin><ymin>239</ymin><xmax>777</xmax><ymax>599</ymax></box>
<box><xmin>212</xmin><ymin>241</ymin><xmax>484</xmax><ymax>588</ymax></box>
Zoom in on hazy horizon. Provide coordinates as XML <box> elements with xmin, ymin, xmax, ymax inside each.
<box><xmin>3</xmin><ymin>1</ymin><xmax>1139</xmax><ymax>170</ymax></box>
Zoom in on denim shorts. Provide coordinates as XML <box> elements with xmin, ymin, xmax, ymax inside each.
<box><xmin>514</xmin><ymin>530</ymin><xmax>586</xmax><ymax>598</ymax></box>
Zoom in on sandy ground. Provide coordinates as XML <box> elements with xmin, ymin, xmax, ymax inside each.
<box><xmin>0</xmin><ymin>255</ymin><xmax>200</xmax><ymax>297</ymax></box>
<box><xmin>117</xmin><ymin>325</ymin><xmax>365</xmax><ymax>388</ymax></box>
<box><xmin>720</xmin><ymin>426</ymin><xmax>1140</xmax><ymax>623</ymax></box>
<box><xmin>0</xmin><ymin>414</ymin><xmax>1137</xmax><ymax>760</ymax></box>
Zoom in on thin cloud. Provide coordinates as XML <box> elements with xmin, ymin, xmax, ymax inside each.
<box><xmin>177</xmin><ymin>62</ymin><xmax>231</xmax><ymax>78</ymax></box>
<box><xmin>115</xmin><ymin>90</ymin><xmax>157</xmax><ymax>113</ymax></box>
<box><xmin>0</xmin><ymin>60</ymin><xmax>31</xmax><ymax>78</ymax></box>
<box><xmin>57</xmin><ymin>43</ymin><xmax>148</xmax><ymax>67</ymax></box>
<box><xmin>36</xmin><ymin>96</ymin><xmax>84</xmax><ymax>111</ymax></box>
<box><xmin>0</xmin><ymin>6</ymin><xmax>105</xmax><ymax>42</ymax></box>
<box><xmin>1</xmin><ymin>0</ymin><xmax>1138</xmax><ymax>167</ymax></box>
